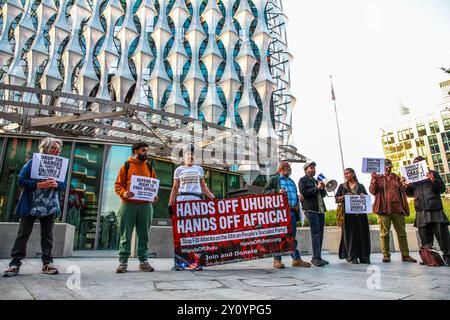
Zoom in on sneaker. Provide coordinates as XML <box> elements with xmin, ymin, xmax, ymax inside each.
<box><xmin>3</xmin><ymin>266</ymin><xmax>20</xmax><ymax>277</ymax></box>
<box><xmin>311</xmin><ymin>258</ymin><xmax>326</xmax><ymax>267</ymax></box>
<box><xmin>116</xmin><ymin>262</ymin><xmax>128</xmax><ymax>273</ymax></box>
<box><xmin>42</xmin><ymin>263</ymin><xmax>59</xmax><ymax>275</ymax></box>
<box><xmin>292</xmin><ymin>259</ymin><xmax>311</xmax><ymax>267</ymax></box>
<box><xmin>402</xmin><ymin>255</ymin><xmax>417</xmax><ymax>263</ymax></box>
<box><xmin>349</xmin><ymin>258</ymin><xmax>359</xmax><ymax>264</ymax></box>
<box><xmin>320</xmin><ymin>258</ymin><xmax>329</xmax><ymax>265</ymax></box>
<box><xmin>382</xmin><ymin>256</ymin><xmax>391</xmax><ymax>263</ymax></box>
<box><xmin>138</xmin><ymin>261</ymin><xmax>154</xmax><ymax>272</ymax></box>
<box><xmin>273</xmin><ymin>260</ymin><xmax>285</xmax><ymax>269</ymax></box>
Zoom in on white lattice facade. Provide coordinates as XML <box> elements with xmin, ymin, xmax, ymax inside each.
<box><xmin>0</xmin><ymin>0</ymin><xmax>296</xmax><ymax>155</ymax></box>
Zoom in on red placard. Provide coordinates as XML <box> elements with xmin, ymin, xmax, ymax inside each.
<box><xmin>171</xmin><ymin>193</ymin><xmax>294</xmax><ymax>267</ymax></box>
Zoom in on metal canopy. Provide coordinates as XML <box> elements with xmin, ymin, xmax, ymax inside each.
<box><xmin>0</xmin><ymin>84</ymin><xmax>307</xmax><ymax>168</ymax></box>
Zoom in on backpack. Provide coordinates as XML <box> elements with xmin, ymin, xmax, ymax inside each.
<box><xmin>419</xmin><ymin>245</ymin><xmax>445</xmax><ymax>267</ymax></box>
<box><xmin>123</xmin><ymin>160</ymin><xmax>154</xmax><ymax>187</ymax></box>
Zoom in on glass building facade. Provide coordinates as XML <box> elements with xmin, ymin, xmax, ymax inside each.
<box><xmin>0</xmin><ymin>134</ymin><xmax>242</xmax><ymax>250</ymax></box>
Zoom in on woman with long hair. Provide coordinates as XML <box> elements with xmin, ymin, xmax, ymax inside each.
<box><xmin>335</xmin><ymin>168</ymin><xmax>371</xmax><ymax>264</ymax></box>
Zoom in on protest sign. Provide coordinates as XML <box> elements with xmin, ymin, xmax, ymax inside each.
<box><xmin>344</xmin><ymin>195</ymin><xmax>372</xmax><ymax>214</ymax></box>
<box><xmin>362</xmin><ymin>158</ymin><xmax>385</xmax><ymax>174</ymax></box>
<box><xmin>400</xmin><ymin>161</ymin><xmax>428</xmax><ymax>183</ymax></box>
<box><xmin>30</xmin><ymin>153</ymin><xmax>69</xmax><ymax>182</ymax></box>
<box><xmin>171</xmin><ymin>194</ymin><xmax>294</xmax><ymax>267</ymax></box>
<box><xmin>129</xmin><ymin>175</ymin><xmax>160</xmax><ymax>202</ymax></box>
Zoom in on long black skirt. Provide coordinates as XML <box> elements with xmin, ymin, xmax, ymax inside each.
<box><xmin>339</xmin><ymin>214</ymin><xmax>371</xmax><ymax>263</ymax></box>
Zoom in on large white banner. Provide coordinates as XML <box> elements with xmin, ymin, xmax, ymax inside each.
<box><xmin>362</xmin><ymin>158</ymin><xmax>385</xmax><ymax>174</ymax></box>
<box><xmin>130</xmin><ymin>175</ymin><xmax>160</xmax><ymax>202</ymax></box>
<box><xmin>344</xmin><ymin>195</ymin><xmax>372</xmax><ymax>214</ymax></box>
<box><xmin>400</xmin><ymin>161</ymin><xmax>428</xmax><ymax>183</ymax></box>
<box><xmin>30</xmin><ymin>153</ymin><xmax>69</xmax><ymax>182</ymax></box>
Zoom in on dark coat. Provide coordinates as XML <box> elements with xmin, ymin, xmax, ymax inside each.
<box><xmin>335</xmin><ymin>182</ymin><xmax>368</xmax><ymax>200</ymax></box>
<box><xmin>404</xmin><ymin>170</ymin><xmax>445</xmax><ymax>211</ymax></box>
<box><xmin>298</xmin><ymin>175</ymin><xmax>327</xmax><ymax>212</ymax></box>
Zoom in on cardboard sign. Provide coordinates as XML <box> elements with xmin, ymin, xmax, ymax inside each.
<box><xmin>400</xmin><ymin>161</ymin><xmax>428</xmax><ymax>183</ymax></box>
<box><xmin>129</xmin><ymin>175</ymin><xmax>160</xmax><ymax>202</ymax></box>
<box><xmin>30</xmin><ymin>153</ymin><xmax>69</xmax><ymax>182</ymax></box>
<box><xmin>171</xmin><ymin>194</ymin><xmax>294</xmax><ymax>267</ymax></box>
<box><xmin>362</xmin><ymin>158</ymin><xmax>385</xmax><ymax>174</ymax></box>
<box><xmin>344</xmin><ymin>195</ymin><xmax>372</xmax><ymax>214</ymax></box>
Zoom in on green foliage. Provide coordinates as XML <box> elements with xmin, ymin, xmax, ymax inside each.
<box><xmin>298</xmin><ymin>198</ymin><xmax>450</xmax><ymax>227</ymax></box>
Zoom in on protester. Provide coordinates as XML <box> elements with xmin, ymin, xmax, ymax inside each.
<box><xmin>403</xmin><ymin>156</ymin><xmax>450</xmax><ymax>266</ymax></box>
<box><xmin>298</xmin><ymin>161</ymin><xmax>329</xmax><ymax>267</ymax></box>
<box><xmin>264</xmin><ymin>161</ymin><xmax>311</xmax><ymax>269</ymax></box>
<box><xmin>114</xmin><ymin>142</ymin><xmax>159</xmax><ymax>273</ymax></box>
<box><xmin>168</xmin><ymin>143</ymin><xmax>215</xmax><ymax>271</ymax></box>
<box><xmin>335</xmin><ymin>168</ymin><xmax>371</xmax><ymax>264</ymax></box>
<box><xmin>369</xmin><ymin>158</ymin><xmax>417</xmax><ymax>263</ymax></box>
<box><xmin>3</xmin><ymin>137</ymin><xmax>66</xmax><ymax>277</ymax></box>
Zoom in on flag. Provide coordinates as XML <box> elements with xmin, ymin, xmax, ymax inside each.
<box><xmin>331</xmin><ymin>82</ymin><xmax>336</xmax><ymax>101</ymax></box>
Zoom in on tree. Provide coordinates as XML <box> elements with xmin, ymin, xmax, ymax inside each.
<box><xmin>441</xmin><ymin>67</ymin><xmax>450</xmax><ymax>74</ymax></box>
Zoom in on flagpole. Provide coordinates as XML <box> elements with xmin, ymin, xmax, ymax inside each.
<box><xmin>330</xmin><ymin>75</ymin><xmax>345</xmax><ymax>174</ymax></box>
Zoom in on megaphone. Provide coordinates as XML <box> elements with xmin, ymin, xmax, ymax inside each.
<box><xmin>317</xmin><ymin>173</ymin><xmax>338</xmax><ymax>193</ymax></box>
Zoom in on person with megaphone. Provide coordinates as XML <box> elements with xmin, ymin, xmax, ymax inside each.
<box><xmin>298</xmin><ymin>161</ymin><xmax>330</xmax><ymax>267</ymax></box>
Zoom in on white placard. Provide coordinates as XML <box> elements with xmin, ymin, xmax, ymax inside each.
<box><xmin>362</xmin><ymin>158</ymin><xmax>385</xmax><ymax>174</ymax></box>
<box><xmin>30</xmin><ymin>153</ymin><xmax>69</xmax><ymax>182</ymax></box>
<box><xmin>130</xmin><ymin>175</ymin><xmax>160</xmax><ymax>202</ymax></box>
<box><xmin>400</xmin><ymin>161</ymin><xmax>428</xmax><ymax>183</ymax></box>
<box><xmin>344</xmin><ymin>195</ymin><xmax>372</xmax><ymax>214</ymax></box>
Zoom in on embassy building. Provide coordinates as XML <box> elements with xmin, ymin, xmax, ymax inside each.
<box><xmin>0</xmin><ymin>0</ymin><xmax>304</xmax><ymax>251</ymax></box>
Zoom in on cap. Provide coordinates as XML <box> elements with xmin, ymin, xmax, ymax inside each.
<box><xmin>385</xmin><ymin>159</ymin><xmax>393</xmax><ymax>167</ymax></box>
<box><xmin>303</xmin><ymin>161</ymin><xmax>316</xmax><ymax>170</ymax></box>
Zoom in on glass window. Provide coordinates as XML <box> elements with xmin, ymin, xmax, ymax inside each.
<box><xmin>211</xmin><ymin>171</ymin><xmax>226</xmax><ymax>199</ymax></box>
<box><xmin>98</xmin><ymin>145</ymin><xmax>131</xmax><ymax>250</ymax></box>
<box><xmin>228</xmin><ymin>174</ymin><xmax>240</xmax><ymax>192</ymax></box>
<box><xmin>67</xmin><ymin>143</ymin><xmax>104</xmax><ymax>250</ymax></box>
<box><xmin>429</xmin><ymin>121</ymin><xmax>440</xmax><ymax>134</ymax></box>
<box><xmin>417</xmin><ymin>124</ymin><xmax>426</xmax><ymax>137</ymax></box>
<box><xmin>0</xmin><ymin>138</ymin><xmax>39</xmax><ymax>222</ymax></box>
<box><xmin>152</xmin><ymin>160</ymin><xmax>174</xmax><ymax>220</ymax></box>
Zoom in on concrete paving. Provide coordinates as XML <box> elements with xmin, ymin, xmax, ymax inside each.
<box><xmin>1</xmin><ymin>252</ymin><xmax>449</xmax><ymax>300</ymax></box>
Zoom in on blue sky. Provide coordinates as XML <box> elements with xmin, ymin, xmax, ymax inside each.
<box><xmin>283</xmin><ymin>0</ymin><xmax>450</xmax><ymax>208</ymax></box>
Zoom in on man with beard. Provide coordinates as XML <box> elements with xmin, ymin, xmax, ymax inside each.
<box><xmin>114</xmin><ymin>142</ymin><xmax>159</xmax><ymax>273</ymax></box>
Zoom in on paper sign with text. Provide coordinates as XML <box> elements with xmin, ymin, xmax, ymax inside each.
<box><xmin>171</xmin><ymin>194</ymin><xmax>294</xmax><ymax>267</ymax></box>
<box><xmin>344</xmin><ymin>195</ymin><xmax>372</xmax><ymax>214</ymax></box>
<box><xmin>400</xmin><ymin>161</ymin><xmax>428</xmax><ymax>183</ymax></box>
<box><xmin>30</xmin><ymin>153</ymin><xmax>69</xmax><ymax>182</ymax></box>
<box><xmin>130</xmin><ymin>175</ymin><xmax>160</xmax><ymax>202</ymax></box>
<box><xmin>362</xmin><ymin>158</ymin><xmax>385</xmax><ymax>174</ymax></box>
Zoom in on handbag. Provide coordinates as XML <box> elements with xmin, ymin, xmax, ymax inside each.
<box><xmin>336</xmin><ymin>202</ymin><xmax>344</xmax><ymax>227</ymax></box>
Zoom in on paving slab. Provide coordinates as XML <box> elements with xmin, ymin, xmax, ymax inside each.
<box><xmin>0</xmin><ymin>252</ymin><xmax>449</xmax><ymax>300</ymax></box>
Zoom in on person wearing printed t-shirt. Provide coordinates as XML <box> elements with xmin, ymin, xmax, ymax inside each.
<box><xmin>169</xmin><ymin>143</ymin><xmax>215</xmax><ymax>271</ymax></box>
<box><xmin>3</xmin><ymin>137</ymin><xmax>65</xmax><ymax>277</ymax></box>
<box><xmin>114</xmin><ymin>142</ymin><xmax>159</xmax><ymax>273</ymax></box>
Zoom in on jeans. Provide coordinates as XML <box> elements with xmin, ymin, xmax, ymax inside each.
<box><xmin>10</xmin><ymin>214</ymin><xmax>55</xmax><ymax>267</ymax></box>
<box><xmin>274</xmin><ymin>209</ymin><xmax>301</xmax><ymax>261</ymax></box>
<box><xmin>306</xmin><ymin>211</ymin><xmax>325</xmax><ymax>259</ymax></box>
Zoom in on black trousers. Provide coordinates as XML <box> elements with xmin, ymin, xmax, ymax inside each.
<box><xmin>418</xmin><ymin>222</ymin><xmax>450</xmax><ymax>260</ymax></box>
<box><xmin>9</xmin><ymin>214</ymin><xmax>55</xmax><ymax>267</ymax></box>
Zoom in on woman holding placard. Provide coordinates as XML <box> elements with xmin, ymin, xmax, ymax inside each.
<box><xmin>3</xmin><ymin>137</ymin><xmax>65</xmax><ymax>277</ymax></box>
<box><xmin>169</xmin><ymin>143</ymin><xmax>215</xmax><ymax>271</ymax></box>
<box><xmin>335</xmin><ymin>168</ymin><xmax>371</xmax><ymax>264</ymax></box>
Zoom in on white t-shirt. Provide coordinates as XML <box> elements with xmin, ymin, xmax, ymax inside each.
<box><xmin>174</xmin><ymin>165</ymin><xmax>204</xmax><ymax>201</ymax></box>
